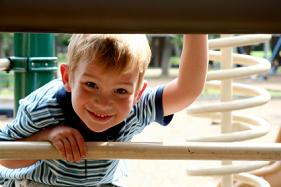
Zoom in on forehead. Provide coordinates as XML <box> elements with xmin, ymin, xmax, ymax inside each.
<box><xmin>79</xmin><ymin>60</ymin><xmax>139</xmax><ymax>81</ymax></box>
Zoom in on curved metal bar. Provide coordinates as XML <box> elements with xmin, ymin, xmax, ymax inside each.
<box><xmin>187</xmin><ymin>82</ymin><xmax>271</xmax><ymax>114</ymax></box>
<box><xmin>234</xmin><ymin>173</ymin><xmax>270</xmax><ymax>187</ymax></box>
<box><xmin>187</xmin><ymin>113</ymin><xmax>270</xmax><ymax>142</ymax></box>
<box><xmin>187</xmin><ymin>162</ymin><xmax>269</xmax><ymax>176</ymax></box>
<box><xmin>209</xmin><ymin>35</ymin><xmax>271</xmax><ymax>50</ymax></box>
<box><xmin>207</xmin><ymin>52</ymin><xmax>271</xmax><ymax>81</ymax></box>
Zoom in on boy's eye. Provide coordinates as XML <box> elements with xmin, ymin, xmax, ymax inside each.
<box><xmin>86</xmin><ymin>82</ymin><xmax>98</xmax><ymax>88</ymax></box>
<box><xmin>115</xmin><ymin>88</ymin><xmax>128</xmax><ymax>94</ymax></box>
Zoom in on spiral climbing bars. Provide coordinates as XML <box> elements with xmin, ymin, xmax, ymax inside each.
<box><xmin>186</xmin><ymin>34</ymin><xmax>272</xmax><ymax>187</ymax></box>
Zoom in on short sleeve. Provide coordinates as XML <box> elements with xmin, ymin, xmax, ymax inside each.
<box><xmin>154</xmin><ymin>85</ymin><xmax>173</xmax><ymax>126</ymax></box>
<box><xmin>133</xmin><ymin>85</ymin><xmax>174</xmax><ymax>129</ymax></box>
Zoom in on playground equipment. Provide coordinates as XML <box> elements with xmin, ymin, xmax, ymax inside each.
<box><xmin>0</xmin><ymin>34</ymin><xmax>276</xmax><ymax>187</ymax></box>
<box><xmin>0</xmin><ymin>0</ymin><xmax>281</xmax><ymax>33</ymax></box>
<box><xmin>186</xmin><ymin>34</ymin><xmax>272</xmax><ymax>187</ymax></box>
<box><xmin>0</xmin><ymin>2</ymin><xmax>279</xmax><ymax>185</ymax></box>
<box><xmin>0</xmin><ymin>33</ymin><xmax>57</xmax><ymax>115</ymax></box>
<box><xmin>12</xmin><ymin>33</ymin><xmax>57</xmax><ymax>111</ymax></box>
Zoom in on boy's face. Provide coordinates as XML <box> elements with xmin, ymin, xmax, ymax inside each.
<box><xmin>61</xmin><ymin>60</ymin><xmax>141</xmax><ymax>132</ymax></box>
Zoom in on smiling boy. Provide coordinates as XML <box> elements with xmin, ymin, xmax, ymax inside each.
<box><xmin>0</xmin><ymin>34</ymin><xmax>208</xmax><ymax>187</ymax></box>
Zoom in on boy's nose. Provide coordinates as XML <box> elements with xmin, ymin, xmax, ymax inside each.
<box><xmin>93</xmin><ymin>94</ymin><xmax>112</xmax><ymax>107</ymax></box>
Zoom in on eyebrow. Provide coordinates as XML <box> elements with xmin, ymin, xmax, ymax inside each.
<box><xmin>82</xmin><ymin>73</ymin><xmax>98</xmax><ymax>79</ymax></box>
<box><xmin>82</xmin><ymin>73</ymin><xmax>135</xmax><ymax>87</ymax></box>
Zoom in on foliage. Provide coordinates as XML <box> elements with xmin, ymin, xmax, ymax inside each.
<box><xmin>170</xmin><ymin>35</ymin><xmax>183</xmax><ymax>50</ymax></box>
<box><xmin>0</xmin><ymin>33</ymin><xmax>13</xmax><ymax>57</ymax></box>
<box><xmin>169</xmin><ymin>56</ymin><xmax>180</xmax><ymax>67</ymax></box>
<box><xmin>57</xmin><ymin>53</ymin><xmax>67</xmax><ymax>64</ymax></box>
<box><xmin>0</xmin><ymin>71</ymin><xmax>13</xmax><ymax>88</ymax></box>
<box><xmin>0</xmin><ymin>71</ymin><xmax>14</xmax><ymax>98</ymax></box>
<box><xmin>250</xmin><ymin>50</ymin><xmax>272</xmax><ymax>58</ymax></box>
<box><xmin>55</xmin><ymin>33</ymin><xmax>71</xmax><ymax>53</ymax></box>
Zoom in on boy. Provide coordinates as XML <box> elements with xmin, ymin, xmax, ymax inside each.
<box><xmin>0</xmin><ymin>34</ymin><xmax>208</xmax><ymax>186</ymax></box>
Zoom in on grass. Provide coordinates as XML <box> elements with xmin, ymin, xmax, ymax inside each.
<box><xmin>0</xmin><ymin>88</ymin><xmax>13</xmax><ymax>99</ymax></box>
<box><xmin>169</xmin><ymin>56</ymin><xmax>180</xmax><ymax>67</ymax></box>
<box><xmin>268</xmin><ymin>89</ymin><xmax>281</xmax><ymax>97</ymax></box>
<box><xmin>250</xmin><ymin>50</ymin><xmax>272</xmax><ymax>58</ymax></box>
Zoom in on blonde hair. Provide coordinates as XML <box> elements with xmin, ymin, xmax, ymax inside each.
<box><xmin>67</xmin><ymin>34</ymin><xmax>151</xmax><ymax>89</ymax></box>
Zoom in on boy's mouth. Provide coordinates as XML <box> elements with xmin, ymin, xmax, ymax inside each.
<box><xmin>88</xmin><ymin>111</ymin><xmax>113</xmax><ymax>121</ymax></box>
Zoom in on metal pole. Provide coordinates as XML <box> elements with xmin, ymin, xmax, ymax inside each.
<box><xmin>220</xmin><ymin>34</ymin><xmax>234</xmax><ymax>187</ymax></box>
<box><xmin>12</xmin><ymin>33</ymin><xmax>57</xmax><ymax>113</ymax></box>
<box><xmin>0</xmin><ymin>0</ymin><xmax>280</xmax><ymax>33</ymax></box>
<box><xmin>0</xmin><ymin>142</ymin><xmax>281</xmax><ymax>161</ymax></box>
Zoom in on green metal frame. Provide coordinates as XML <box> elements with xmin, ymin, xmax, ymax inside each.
<box><xmin>12</xmin><ymin>33</ymin><xmax>57</xmax><ymax>113</ymax></box>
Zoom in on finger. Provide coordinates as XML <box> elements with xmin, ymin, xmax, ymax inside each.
<box><xmin>52</xmin><ymin>140</ymin><xmax>67</xmax><ymax>160</ymax></box>
<box><xmin>61</xmin><ymin>137</ymin><xmax>74</xmax><ymax>162</ymax></box>
<box><xmin>67</xmin><ymin>135</ymin><xmax>82</xmax><ymax>162</ymax></box>
<box><xmin>73</xmin><ymin>131</ymin><xmax>87</xmax><ymax>158</ymax></box>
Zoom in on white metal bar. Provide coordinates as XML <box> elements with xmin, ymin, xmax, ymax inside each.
<box><xmin>187</xmin><ymin>83</ymin><xmax>270</xmax><ymax>114</ymax></box>
<box><xmin>187</xmin><ymin>162</ymin><xmax>269</xmax><ymax>176</ymax></box>
<box><xmin>234</xmin><ymin>173</ymin><xmax>270</xmax><ymax>187</ymax></box>
<box><xmin>209</xmin><ymin>35</ymin><xmax>271</xmax><ymax>50</ymax></box>
<box><xmin>220</xmin><ymin>34</ymin><xmax>234</xmax><ymax>187</ymax></box>
<box><xmin>186</xmin><ymin>113</ymin><xmax>270</xmax><ymax>142</ymax></box>
<box><xmin>1</xmin><ymin>142</ymin><xmax>281</xmax><ymax>161</ymax></box>
<box><xmin>207</xmin><ymin>51</ymin><xmax>271</xmax><ymax>81</ymax></box>
<box><xmin>0</xmin><ymin>58</ymin><xmax>10</xmax><ymax>71</ymax></box>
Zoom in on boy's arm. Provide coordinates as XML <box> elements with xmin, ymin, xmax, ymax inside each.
<box><xmin>0</xmin><ymin>126</ymin><xmax>87</xmax><ymax>169</ymax></box>
<box><xmin>0</xmin><ymin>129</ymin><xmax>50</xmax><ymax>169</ymax></box>
<box><xmin>163</xmin><ymin>34</ymin><xmax>208</xmax><ymax>116</ymax></box>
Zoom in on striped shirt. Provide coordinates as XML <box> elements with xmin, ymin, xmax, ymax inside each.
<box><xmin>0</xmin><ymin>79</ymin><xmax>173</xmax><ymax>186</ymax></box>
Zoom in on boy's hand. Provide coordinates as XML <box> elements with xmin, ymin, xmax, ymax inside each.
<box><xmin>47</xmin><ymin>126</ymin><xmax>87</xmax><ymax>162</ymax></box>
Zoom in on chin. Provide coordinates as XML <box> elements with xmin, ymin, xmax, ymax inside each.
<box><xmin>86</xmin><ymin>124</ymin><xmax>112</xmax><ymax>133</ymax></box>
<box><xmin>91</xmin><ymin>128</ymin><xmax>108</xmax><ymax>133</ymax></box>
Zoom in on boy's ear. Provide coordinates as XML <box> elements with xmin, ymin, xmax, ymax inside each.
<box><xmin>134</xmin><ymin>80</ymin><xmax>148</xmax><ymax>103</ymax></box>
<box><xmin>60</xmin><ymin>64</ymin><xmax>72</xmax><ymax>92</ymax></box>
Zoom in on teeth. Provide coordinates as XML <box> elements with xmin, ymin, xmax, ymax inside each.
<box><xmin>96</xmin><ymin>113</ymin><xmax>107</xmax><ymax>118</ymax></box>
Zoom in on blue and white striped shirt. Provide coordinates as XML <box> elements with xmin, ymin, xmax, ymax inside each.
<box><xmin>0</xmin><ymin>79</ymin><xmax>173</xmax><ymax>186</ymax></box>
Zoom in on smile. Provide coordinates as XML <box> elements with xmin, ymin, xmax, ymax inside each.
<box><xmin>88</xmin><ymin>111</ymin><xmax>113</xmax><ymax>121</ymax></box>
<box><xmin>95</xmin><ymin>113</ymin><xmax>110</xmax><ymax>118</ymax></box>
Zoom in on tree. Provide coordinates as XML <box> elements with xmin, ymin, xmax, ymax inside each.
<box><xmin>0</xmin><ymin>33</ymin><xmax>13</xmax><ymax>57</ymax></box>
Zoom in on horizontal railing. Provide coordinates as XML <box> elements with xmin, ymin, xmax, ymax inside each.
<box><xmin>0</xmin><ymin>142</ymin><xmax>281</xmax><ymax>161</ymax></box>
<box><xmin>0</xmin><ymin>0</ymin><xmax>280</xmax><ymax>33</ymax></box>
<box><xmin>0</xmin><ymin>58</ymin><xmax>10</xmax><ymax>71</ymax></box>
